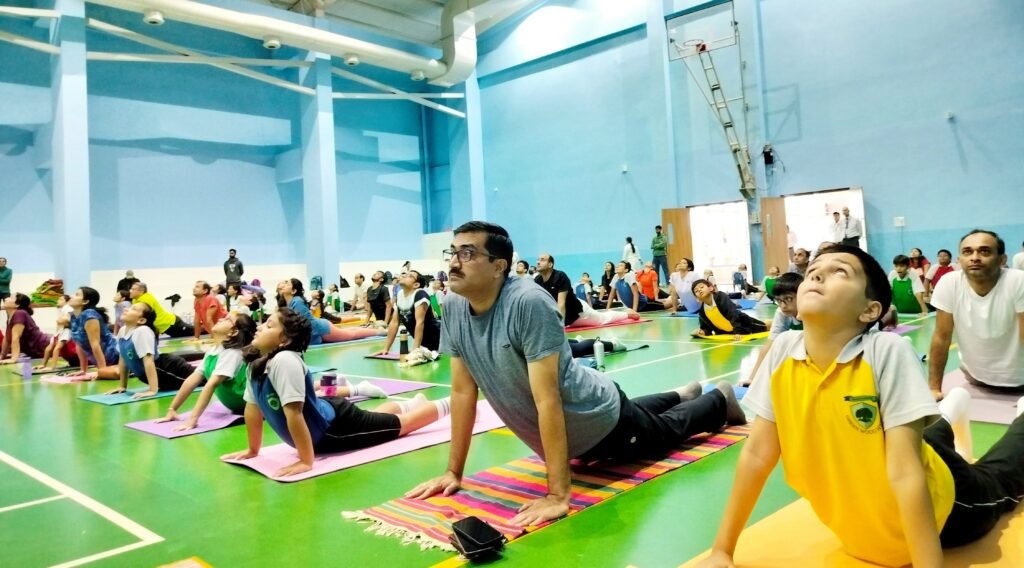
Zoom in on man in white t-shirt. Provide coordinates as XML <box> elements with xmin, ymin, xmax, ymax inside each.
<box><xmin>349</xmin><ymin>273</ymin><xmax>369</xmax><ymax>312</ymax></box>
<box><xmin>929</xmin><ymin>230</ymin><xmax>1024</xmax><ymax>399</ymax></box>
<box><xmin>1013</xmin><ymin>240</ymin><xmax>1024</xmax><ymax>271</ymax></box>
<box><xmin>830</xmin><ymin>212</ymin><xmax>844</xmax><ymax>244</ymax></box>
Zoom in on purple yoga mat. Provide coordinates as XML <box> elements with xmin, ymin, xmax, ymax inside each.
<box><xmin>222</xmin><ymin>400</ymin><xmax>503</xmax><ymax>482</ymax></box>
<box><xmin>344</xmin><ymin>378</ymin><xmax>435</xmax><ymax>402</ymax></box>
<box><xmin>125</xmin><ymin>400</ymin><xmax>244</xmax><ymax>439</ymax></box>
<box><xmin>887</xmin><ymin>324</ymin><xmax>921</xmax><ymax>335</ymax></box>
<box><xmin>942</xmin><ymin>370</ymin><xmax>1021</xmax><ymax>425</ymax></box>
<box><xmin>41</xmin><ymin>372</ymin><xmax>97</xmax><ymax>384</ymax></box>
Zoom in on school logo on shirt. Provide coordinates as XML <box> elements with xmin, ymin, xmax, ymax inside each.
<box><xmin>844</xmin><ymin>395</ymin><xmax>880</xmax><ymax>432</ymax></box>
<box><xmin>266</xmin><ymin>392</ymin><xmax>281</xmax><ymax>411</ymax></box>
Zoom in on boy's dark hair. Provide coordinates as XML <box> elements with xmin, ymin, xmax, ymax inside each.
<box><xmin>892</xmin><ymin>254</ymin><xmax>910</xmax><ymax>267</ymax></box>
<box><xmin>452</xmin><ymin>221</ymin><xmax>514</xmax><ymax>277</ymax></box>
<box><xmin>937</xmin><ymin>248</ymin><xmax>952</xmax><ymax>257</ymax></box>
<box><xmin>116</xmin><ymin>289</ymin><xmax>129</xmax><ymax>301</ymax></box>
<box><xmin>820</xmin><ymin>245</ymin><xmax>892</xmax><ymax>330</ymax></box>
<box><xmin>655</xmin><ymin>225</ymin><xmax>662</xmax><ymax>230</ymax></box>
<box><xmin>516</xmin><ymin>260</ymin><xmax>529</xmax><ymax>271</ymax></box>
<box><xmin>690</xmin><ymin>278</ymin><xmax>712</xmax><ymax>294</ymax></box>
<box><xmin>61</xmin><ymin>294</ymin><xmax>71</xmax><ymax>302</ymax></box>
<box><xmin>959</xmin><ymin>229</ymin><xmax>1005</xmax><ymax>256</ymax></box>
<box><xmin>772</xmin><ymin>272</ymin><xmax>804</xmax><ymax>298</ymax></box>
<box><xmin>223</xmin><ymin>314</ymin><xmax>257</xmax><ymax>350</ymax></box>
<box><xmin>244</xmin><ymin>308</ymin><xmax>311</xmax><ymax>378</ymax></box>
<box><xmin>620</xmin><ymin>261</ymin><xmax>632</xmax><ymax>271</ymax></box>
<box><xmin>409</xmin><ymin>270</ymin><xmax>427</xmax><ymax>289</ymax></box>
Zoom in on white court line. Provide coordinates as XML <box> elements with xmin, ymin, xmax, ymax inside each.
<box><xmin>0</xmin><ymin>494</ymin><xmax>67</xmax><ymax>513</ymax></box>
<box><xmin>340</xmin><ymin>373</ymin><xmax>451</xmax><ymax>387</ymax></box>
<box><xmin>607</xmin><ymin>343</ymin><xmax>732</xmax><ymax>375</ymax></box>
<box><xmin>899</xmin><ymin>313</ymin><xmax>934</xmax><ymax>326</ymax></box>
<box><xmin>52</xmin><ymin>540</ymin><xmax>161</xmax><ymax>568</ymax></box>
<box><xmin>0</xmin><ymin>451</ymin><xmax>163</xmax><ymax>556</ymax></box>
<box><xmin>630</xmin><ymin>338</ymin><xmax>761</xmax><ymax>347</ymax></box>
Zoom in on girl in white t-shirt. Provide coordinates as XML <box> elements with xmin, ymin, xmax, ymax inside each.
<box><xmin>622</xmin><ymin>237</ymin><xmax>642</xmax><ymax>269</ymax></box>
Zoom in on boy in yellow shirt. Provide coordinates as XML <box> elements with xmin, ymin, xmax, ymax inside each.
<box><xmin>697</xmin><ymin>245</ymin><xmax>1024</xmax><ymax>567</ymax></box>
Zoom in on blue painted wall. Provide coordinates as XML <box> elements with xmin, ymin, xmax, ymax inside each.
<box><xmin>471</xmin><ymin>0</ymin><xmax>1024</xmax><ymax>279</ymax></box>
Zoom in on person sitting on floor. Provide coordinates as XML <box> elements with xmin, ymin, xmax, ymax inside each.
<box><xmin>691</xmin><ymin>280</ymin><xmax>769</xmax><ymax>338</ymax></box>
<box><xmin>364</xmin><ymin>271</ymin><xmax>391</xmax><ymax>326</ymax></box>
<box><xmin>376</xmin><ymin>270</ymin><xmax>441</xmax><ymax>356</ymax></box>
<box><xmin>924</xmin><ymin>248</ymin><xmax>956</xmax><ymax>297</ymax></box>
<box><xmin>279</xmin><ymin>278</ymin><xmax>384</xmax><ymax>346</ymax></box>
<box><xmin>664</xmin><ymin>258</ymin><xmax>700</xmax><ymax>313</ymax></box>
<box><xmin>406</xmin><ymin>221</ymin><xmax>746</xmax><ymax>525</ymax></box>
<box><xmin>106</xmin><ymin>303</ymin><xmax>197</xmax><ymax>398</ymax></box>
<box><xmin>598</xmin><ymin>261</ymin><xmax>615</xmax><ymax>303</ymax></box>
<box><xmin>535</xmin><ymin>254</ymin><xmax>638</xmax><ymax>329</ymax></box>
<box><xmin>606</xmin><ymin>261</ymin><xmax>665</xmax><ymax>313</ymax></box>
<box><xmin>889</xmin><ymin>254</ymin><xmax>929</xmax><ymax>315</ymax></box>
<box><xmin>637</xmin><ymin>261</ymin><xmax>667</xmax><ymax>301</ymax></box>
<box><xmin>35</xmin><ymin>294</ymin><xmax>79</xmax><ymax>371</ymax></box>
<box><xmin>222</xmin><ymin>309</ymin><xmax>451</xmax><ymax>477</ymax></box>
<box><xmin>68</xmin><ymin>287</ymin><xmax>119</xmax><ymax>375</ymax></box>
<box><xmin>908</xmin><ymin>247</ymin><xmax>931</xmax><ymax>284</ymax></box>
<box><xmin>130</xmin><ymin>282</ymin><xmax>193</xmax><ymax>338</ymax></box>
<box><xmin>759</xmin><ymin>266</ymin><xmax>781</xmax><ymax>300</ymax></box>
<box><xmin>742</xmin><ymin>272</ymin><xmax>804</xmax><ymax>386</ymax></box>
<box><xmin>193</xmin><ymin>280</ymin><xmax>228</xmax><ymax>340</ymax></box>
<box><xmin>0</xmin><ymin>293</ymin><xmax>55</xmax><ymax>363</ymax></box>
<box><xmin>696</xmin><ymin>244</ymin><xmax>1024</xmax><ymax>568</ymax></box>
<box><xmin>513</xmin><ymin>260</ymin><xmax>531</xmax><ymax>280</ymax></box>
<box><xmin>575</xmin><ymin>272</ymin><xmax>595</xmax><ymax>307</ymax></box>
<box><xmin>788</xmin><ymin>248</ymin><xmax>810</xmax><ymax>276</ymax></box>
<box><xmin>928</xmin><ymin>229</ymin><xmax>1024</xmax><ymax>398</ymax></box>
<box><xmin>158</xmin><ymin>313</ymin><xmax>259</xmax><ymax>430</ymax></box>
<box><xmin>732</xmin><ymin>264</ymin><xmax>759</xmax><ymax>295</ymax></box>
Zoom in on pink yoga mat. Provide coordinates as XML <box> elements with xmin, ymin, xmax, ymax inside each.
<box><xmin>943</xmin><ymin>370</ymin><xmax>1021</xmax><ymax>425</ymax></box>
<box><xmin>886</xmin><ymin>324</ymin><xmax>921</xmax><ymax>335</ymax></box>
<box><xmin>222</xmin><ymin>400</ymin><xmax>503</xmax><ymax>482</ymax></box>
<box><xmin>565</xmin><ymin>318</ymin><xmax>652</xmax><ymax>332</ymax></box>
<box><xmin>41</xmin><ymin>372</ymin><xmax>97</xmax><ymax>384</ymax></box>
<box><xmin>125</xmin><ymin>400</ymin><xmax>243</xmax><ymax>439</ymax></box>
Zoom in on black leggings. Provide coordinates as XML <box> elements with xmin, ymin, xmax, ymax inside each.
<box><xmin>930</xmin><ymin>414</ymin><xmax>1024</xmax><ymax>547</ymax></box>
<box><xmin>581</xmin><ymin>385</ymin><xmax>727</xmax><ymax>461</ymax></box>
<box><xmin>137</xmin><ymin>354</ymin><xmax>196</xmax><ymax>391</ymax></box>
<box><xmin>314</xmin><ymin>396</ymin><xmax>402</xmax><ymax>454</ymax></box>
<box><xmin>161</xmin><ymin>317</ymin><xmax>194</xmax><ymax>338</ymax></box>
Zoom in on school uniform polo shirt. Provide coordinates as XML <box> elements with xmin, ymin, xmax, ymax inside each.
<box><xmin>745</xmin><ymin>330</ymin><xmax>954</xmax><ymax>567</ymax></box>
<box><xmin>703</xmin><ymin>299</ymin><xmax>734</xmax><ymax>332</ymax></box>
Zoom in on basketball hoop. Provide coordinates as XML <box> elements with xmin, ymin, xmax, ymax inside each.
<box><xmin>682</xmin><ymin>38</ymin><xmax>708</xmax><ymax>55</ymax></box>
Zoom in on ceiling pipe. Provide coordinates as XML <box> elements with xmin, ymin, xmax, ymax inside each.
<box><xmin>432</xmin><ymin>0</ymin><xmax>535</xmax><ymax>88</ymax></box>
<box><xmin>86</xmin><ymin>0</ymin><xmax>448</xmax><ymax>79</ymax></box>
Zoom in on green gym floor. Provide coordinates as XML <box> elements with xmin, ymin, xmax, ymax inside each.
<box><xmin>0</xmin><ymin>306</ymin><xmax>1006</xmax><ymax>567</ymax></box>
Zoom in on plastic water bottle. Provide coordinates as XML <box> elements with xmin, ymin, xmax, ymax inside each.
<box><xmin>320</xmin><ymin>373</ymin><xmax>337</xmax><ymax>397</ymax></box>
<box><xmin>18</xmin><ymin>355</ymin><xmax>32</xmax><ymax>381</ymax></box>
<box><xmin>399</xmin><ymin>325</ymin><xmax>409</xmax><ymax>364</ymax></box>
<box><xmin>593</xmin><ymin>337</ymin><xmax>605</xmax><ymax>371</ymax></box>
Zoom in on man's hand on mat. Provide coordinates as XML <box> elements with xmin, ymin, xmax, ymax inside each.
<box><xmin>222</xmin><ymin>449</ymin><xmax>259</xmax><ymax>461</ymax></box>
<box><xmin>106</xmin><ymin>387</ymin><xmax>127</xmax><ymax>395</ymax></box>
<box><xmin>155</xmin><ymin>409</ymin><xmax>180</xmax><ymax>423</ymax></box>
<box><xmin>510</xmin><ymin>494</ymin><xmax>570</xmax><ymax>526</ymax></box>
<box><xmin>132</xmin><ymin>390</ymin><xmax>159</xmax><ymax>400</ymax></box>
<box><xmin>695</xmin><ymin>550</ymin><xmax>736</xmax><ymax>568</ymax></box>
<box><xmin>275</xmin><ymin>460</ymin><xmax>312</xmax><ymax>477</ymax></box>
<box><xmin>692</xmin><ymin>329</ymin><xmax>706</xmax><ymax>337</ymax></box>
<box><xmin>172</xmin><ymin>420</ymin><xmax>198</xmax><ymax>432</ymax></box>
<box><xmin>405</xmin><ymin>471</ymin><xmax>462</xmax><ymax>499</ymax></box>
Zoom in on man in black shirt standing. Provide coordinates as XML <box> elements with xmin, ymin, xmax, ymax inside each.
<box><xmin>535</xmin><ymin>253</ymin><xmax>583</xmax><ymax>326</ymax></box>
<box><xmin>224</xmin><ymin>249</ymin><xmax>244</xmax><ymax>286</ymax></box>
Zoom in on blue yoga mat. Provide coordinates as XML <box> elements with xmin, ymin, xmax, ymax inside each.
<box><xmin>702</xmin><ymin>383</ymin><xmax>749</xmax><ymax>400</ymax></box>
<box><xmin>736</xmin><ymin>299</ymin><xmax>757</xmax><ymax>310</ymax></box>
<box><xmin>670</xmin><ymin>311</ymin><xmax>700</xmax><ymax>318</ymax></box>
<box><xmin>79</xmin><ymin>388</ymin><xmax>183</xmax><ymax>406</ymax></box>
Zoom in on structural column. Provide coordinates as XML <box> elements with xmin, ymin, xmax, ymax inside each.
<box><xmin>646</xmin><ymin>0</ymin><xmax>682</xmax><ymax>206</ymax></box>
<box><xmin>299</xmin><ymin>50</ymin><xmax>340</xmax><ymax>284</ymax></box>
<box><xmin>50</xmin><ymin>0</ymin><xmax>91</xmax><ymax>290</ymax></box>
<box><xmin>448</xmin><ymin>70</ymin><xmax>486</xmax><ymax>223</ymax></box>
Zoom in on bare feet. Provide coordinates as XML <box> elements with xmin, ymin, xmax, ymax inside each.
<box><xmin>715</xmin><ymin>381</ymin><xmax>747</xmax><ymax>426</ymax></box>
<box><xmin>626</xmin><ymin>310</ymin><xmax>641</xmax><ymax>320</ymax></box>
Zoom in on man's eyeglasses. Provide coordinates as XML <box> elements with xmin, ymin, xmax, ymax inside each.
<box><xmin>443</xmin><ymin>248</ymin><xmax>496</xmax><ymax>263</ymax></box>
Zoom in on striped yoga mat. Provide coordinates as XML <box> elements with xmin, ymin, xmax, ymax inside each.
<box><xmin>344</xmin><ymin>425</ymin><xmax>749</xmax><ymax>551</ymax></box>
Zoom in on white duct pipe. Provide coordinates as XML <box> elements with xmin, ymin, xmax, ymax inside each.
<box><xmin>433</xmin><ymin>0</ymin><xmax>533</xmax><ymax>87</ymax></box>
<box><xmin>86</xmin><ymin>0</ymin><xmax>447</xmax><ymax>79</ymax></box>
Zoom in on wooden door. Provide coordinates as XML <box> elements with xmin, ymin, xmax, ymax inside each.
<box><xmin>760</xmin><ymin>197</ymin><xmax>790</xmax><ymax>272</ymax></box>
<box><xmin>662</xmin><ymin>208</ymin><xmax>693</xmax><ymax>268</ymax></box>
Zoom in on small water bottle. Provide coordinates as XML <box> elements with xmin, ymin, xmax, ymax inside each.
<box><xmin>399</xmin><ymin>325</ymin><xmax>409</xmax><ymax>364</ymax></box>
<box><xmin>593</xmin><ymin>337</ymin><xmax>605</xmax><ymax>371</ymax></box>
<box><xmin>320</xmin><ymin>373</ymin><xmax>337</xmax><ymax>397</ymax></box>
<box><xmin>18</xmin><ymin>354</ymin><xmax>32</xmax><ymax>381</ymax></box>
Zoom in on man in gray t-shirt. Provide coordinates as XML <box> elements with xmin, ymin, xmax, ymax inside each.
<box><xmin>406</xmin><ymin>221</ymin><xmax>744</xmax><ymax>527</ymax></box>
